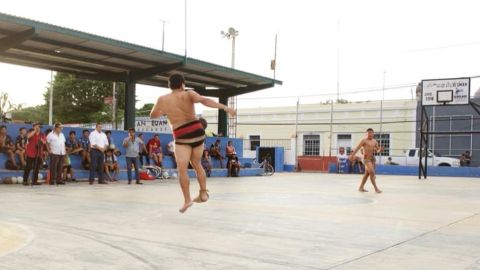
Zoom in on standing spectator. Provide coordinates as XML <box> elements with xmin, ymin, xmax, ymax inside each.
<box><xmin>0</xmin><ymin>125</ymin><xmax>18</xmax><ymax>169</ymax></box>
<box><xmin>123</xmin><ymin>128</ymin><xmax>143</xmax><ymax>185</ymax></box>
<box><xmin>209</xmin><ymin>139</ymin><xmax>224</xmax><ymax>168</ymax></box>
<box><xmin>166</xmin><ymin>140</ymin><xmax>176</xmax><ymax>168</ymax></box>
<box><xmin>65</xmin><ymin>130</ymin><xmax>82</xmax><ymax>154</ymax></box>
<box><xmin>78</xmin><ymin>129</ymin><xmax>91</xmax><ymax>169</ymax></box>
<box><xmin>88</xmin><ymin>123</ymin><xmax>109</xmax><ymax>185</ymax></box>
<box><xmin>147</xmin><ymin>134</ymin><xmax>163</xmax><ymax>167</ymax></box>
<box><xmin>22</xmin><ymin>123</ymin><xmax>46</xmax><ymax>185</ymax></box>
<box><xmin>104</xmin><ymin>148</ymin><xmax>119</xmax><ymax>182</ymax></box>
<box><xmin>138</xmin><ymin>133</ymin><xmax>150</xmax><ymax>166</ymax></box>
<box><xmin>201</xmin><ymin>149</ymin><xmax>212</xmax><ymax>177</ymax></box>
<box><xmin>15</xmin><ymin>127</ymin><xmax>27</xmax><ymax>169</ymax></box>
<box><xmin>46</xmin><ymin>123</ymin><xmax>67</xmax><ymax>185</ymax></box>
<box><xmin>227</xmin><ymin>152</ymin><xmax>241</xmax><ymax>177</ymax></box>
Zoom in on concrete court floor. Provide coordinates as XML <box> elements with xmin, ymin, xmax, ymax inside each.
<box><xmin>0</xmin><ymin>173</ymin><xmax>479</xmax><ymax>270</ymax></box>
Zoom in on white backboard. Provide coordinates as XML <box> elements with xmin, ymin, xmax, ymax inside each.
<box><xmin>421</xmin><ymin>77</ymin><xmax>470</xmax><ymax>106</ymax></box>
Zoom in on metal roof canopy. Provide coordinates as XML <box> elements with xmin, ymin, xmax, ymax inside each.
<box><xmin>0</xmin><ymin>12</ymin><xmax>281</xmax><ymax>96</ymax></box>
<box><xmin>0</xmin><ymin>12</ymin><xmax>281</xmax><ymax>131</ymax></box>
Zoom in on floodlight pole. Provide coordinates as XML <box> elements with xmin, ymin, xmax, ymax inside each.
<box><xmin>222</xmin><ymin>27</ymin><xmax>239</xmax><ymax>138</ymax></box>
<box><xmin>336</xmin><ymin>20</ymin><xmax>340</xmax><ymax>102</ymax></box>
<box><xmin>160</xmin><ymin>19</ymin><xmax>167</xmax><ymax>51</ymax></box>
<box><xmin>184</xmin><ymin>0</ymin><xmax>187</xmax><ymax>57</ymax></box>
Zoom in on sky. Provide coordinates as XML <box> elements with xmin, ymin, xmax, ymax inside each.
<box><xmin>1</xmin><ymin>0</ymin><xmax>480</xmax><ymax>111</ymax></box>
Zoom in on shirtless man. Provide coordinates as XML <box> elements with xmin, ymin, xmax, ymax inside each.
<box><xmin>349</xmin><ymin>128</ymin><xmax>383</xmax><ymax>193</ymax></box>
<box><xmin>150</xmin><ymin>73</ymin><xmax>236</xmax><ymax>213</ymax></box>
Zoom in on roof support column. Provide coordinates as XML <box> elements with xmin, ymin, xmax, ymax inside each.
<box><xmin>124</xmin><ymin>75</ymin><xmax>136</xmax><ymax>130</ymax></box>
<box><xmin>218</xmin><ymin>96</ymin><xmax>228</xmax><ymax>137</ymax></box>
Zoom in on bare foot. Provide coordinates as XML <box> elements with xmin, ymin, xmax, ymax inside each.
<box><xmin>193</xmin><ymin>190</ymin><xmax>209</xmax><ymax>203</ymax></box>
<box><xmin>179</xmin><ymin>202</ymin><xmax>194</xmax><ymax>213</ymax></box>
<box><xmin>358</xmin><ymin>188</ymin><xmax>369</xmax><ymax>192</ymax></box>
<box><xmin>375</xmin><ymin>189</ymin><xmax>383</xmax><ymax>194</ymax></box>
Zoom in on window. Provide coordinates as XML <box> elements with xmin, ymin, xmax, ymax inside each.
<box><xmin>249</xmin><ymin>135</ymin><xmax>260</xmax><ymax>151</ymax></box>
<box><xmin>374</xmin><ymin>133</ymin><xmax>390</xmax><ymax>156</ymax></box>
<box><xmin>408</xmin><ymin>149</ymin><xmax>416</xmax><ymax>157</ymax></box>
<box><xmin>303</xmin><ymin>134</ymin><xmax>320</xmax><ymax>156</ymax></box>
<box><xmin>337</xmin><ymin>134</ymin><xmax>352</xmax><ymax>153</ymax></box>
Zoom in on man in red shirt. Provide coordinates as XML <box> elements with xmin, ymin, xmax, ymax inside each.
<box><xmin>22</xmin><ymin>123</ymin><xmax>46</xmax><ymax>185</ymax></box>
<box><xmin>146</xmin><ymin>134</ymin><xmax>163</xmax><ymax>167</ymax></box>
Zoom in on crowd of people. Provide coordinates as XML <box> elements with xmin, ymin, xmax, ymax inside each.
<box><xmin>0</xmin><ymin>122</ymin><xmax>242</xmax><ymax>186</ymax></box>
<box><xmin>202</xmin><ymin>139</ymin><xmax>241</xmax><ymax>177</ymax></box>
<box><xmin>0</xmin><ymin>122</ymin><xmax>183</xmax><ymax>185</ymax></box>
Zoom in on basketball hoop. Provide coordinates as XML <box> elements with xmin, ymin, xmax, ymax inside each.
<box><xmin>437</xmin><ymin>90</ymin><xmax>453</xmax><ymax>106</ymax></box>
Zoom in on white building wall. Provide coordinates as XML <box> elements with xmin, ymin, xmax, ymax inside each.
<box><xmin>201</xmin><ymin>99</ymin><xmax>418</xmax><ymax>164</ymax></box>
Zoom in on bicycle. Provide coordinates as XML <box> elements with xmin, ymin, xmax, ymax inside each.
<box><xmin>251</xmin><ymin>155</ymin><xmax>275</xmax><ymax>176</ymax></box>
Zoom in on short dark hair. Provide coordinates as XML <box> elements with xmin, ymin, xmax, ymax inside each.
<box><xmin>128</xmin><ymin>128</ymin><xmax>135</xmax><ymax>132</ymax></box>
<box><xmin>169</xmin><ymin>73</ymin><xmax>185</xmax><ymax>90</ymax></box>
<box><xmin>366</xmin><ymin>128</ymin><xmax>374</xmax><ymax>132</ymax></box>
<box><xmin>138</xmin><ymin>133</ymin><xmax>143</xmax><ymax>136</ymax></box>
<box><xmin>69</xmin><ymin>130</ymin><xmax>76</xmax><ymax>135</ymax></box>
<box><xmin>82</xmin><ymin>129</ymin><xmax>89</xmax><ymax>134</ymax></box>
<box><xmin>105</xmin><ymin>130</ymin><xmax>111</xmax><ymax>135</ymax></box>
<box><xmin>19</xmin><ymin>127</ymin><xmax>26</xmax><ymax>132</ymax></box>
<box><xmin>0</xmin><ymin>125</ymin><xmax>6</xmax><ymax>130</ymax></box>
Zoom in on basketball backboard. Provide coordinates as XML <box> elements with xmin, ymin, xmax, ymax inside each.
<box><xmin>421</xmin><ymin>77</ymin><xmax>470</xmax><ymax>106</ymax></box>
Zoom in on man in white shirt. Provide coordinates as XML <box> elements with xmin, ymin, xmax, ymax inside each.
<box><xmin>46</xmin><ymin>123</ymin><xmax>66</xmax><ymax>185</ymax></box>
<box><xmin>88</xmin><ymin>123</ymin><xmax>109</xmax><ymax>184</ymax></box>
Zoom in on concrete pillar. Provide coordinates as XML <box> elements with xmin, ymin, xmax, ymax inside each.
<box><xmin>124</xmin><ymin>76</ymin><xmax>136</xmax><ymax>130</ymax></box>
<box><xmin>218</xmin><ymin>96</ymin><xmax>228</xmax><ymax>136</ymax></box>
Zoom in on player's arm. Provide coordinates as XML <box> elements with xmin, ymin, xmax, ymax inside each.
<box><xmin>150</xmin><ymin>97</ymin><xmax>166</xmax><ymax>118</ymax></box>
<box><xmin>349</xmin><ymin>140</ymin><xmax>364</xmax><ymax>161</ymax></box>
<box><xmin>188</xmin><ymin>90</ymin><xmax>236</xmax><ymax>117</ymax></box>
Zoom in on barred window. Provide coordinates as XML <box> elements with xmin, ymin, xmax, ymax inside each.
<box><xmin>249</xmin><ymin>135</ymin><xmax>260</xmax><ymax>151</ymax></box>
<box><xmin>303</xmin><ymin>134</ymin><xmax>320</xmax><ymax>156</ymax></box>
<box><xmin>374</xmin><ymin>133</ymin><xmax>390</xmax><ymax>156</ymax></box>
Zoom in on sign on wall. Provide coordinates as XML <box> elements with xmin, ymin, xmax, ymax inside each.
<box><xmin>135</xmin><ymin>116</ymin><xmax>172</xmax><ymax>133</ymax></box>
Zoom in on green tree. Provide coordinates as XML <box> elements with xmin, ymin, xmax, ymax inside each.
<box><xmin>136</xmin><ymin>103</ymin><xmax>154</xmax><ymax>117</ymax></box>
<box><xmin>45</xmin><ymin>73</ymin><xmax>125</xmax><ymax>124</ymax></box>
<box><xmin>11</xmin><ymin>105</ymin><xmax>48</xmax><ymax>123</ymax></box>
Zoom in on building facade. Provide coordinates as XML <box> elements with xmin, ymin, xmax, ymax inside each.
<box><xmin>202</xmin><ymin>99</ymin><xmax>418</xmax><ymax>161</ymax></box>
